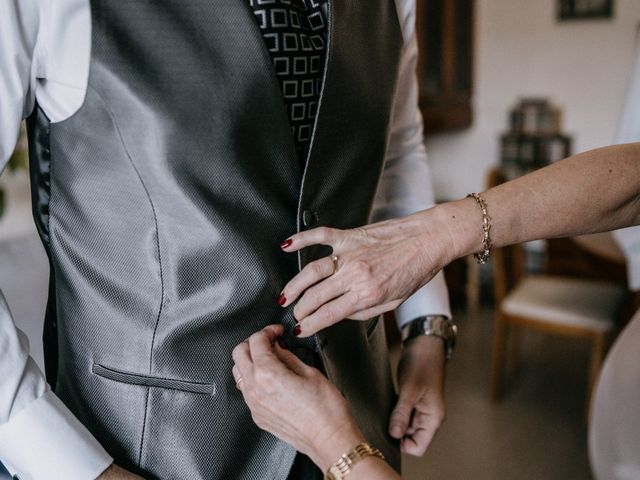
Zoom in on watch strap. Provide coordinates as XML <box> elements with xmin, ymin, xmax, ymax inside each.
<box><xmin>401</xmin><ymin>315</ymin><xmax>457</xmax><ymax>360</ymax></box>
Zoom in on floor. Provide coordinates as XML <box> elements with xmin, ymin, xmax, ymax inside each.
<box><xmin>398</xmin><ymin>304</ymin><xmax>593</xmax><ymax>480</ymax></box>
<box><xmin>0</xmin><ymin>233</ymin><xmax>594</xmax><ymax>479</ymax></box>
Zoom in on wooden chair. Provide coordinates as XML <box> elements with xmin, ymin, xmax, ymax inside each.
<box><xmin>487</xmin><ymin>169</ymin><xmax>627</xmax><ymax>407</ymax></box>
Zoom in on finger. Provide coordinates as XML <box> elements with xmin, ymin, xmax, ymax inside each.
<box><xmin>273</xmin><ymin>343</ymin><xmax>312</xmax><ymax>376</ymax></box>
<box><xmin>400</xmin><ymin>412</ymin><xmax>441</xmax><ymax>456</ymax></box>
<box><xmin>293</xmin><ymin>275</ymin><xmax>345</xmax><ymax>321</ymax></box>
<box><xmin>232</xmin><ymin>365</ymin><xmax>245</xmax><ymax>392</ymax></box>
<box><xmin>295</xmin><ymin>292</ymin><xmax>358</xmax><ymax>337</ymax></box>
<box><xmin>347</xmin><ymin>299</ymin><xmax>403</xmax><ymax>321</ymax></box>
<box><xmin>280</xmin><ymin>226</ymin><xmax>337</xmax><ymax>252</ymax></box>
<box><xmin>248</xmin><ymin>327</ymin><xmax>283</xmax><ymax>362</ymax></box>
<box><xmin>232</xmin><ymin>365</ymin><xmax>241</xmax><ymax>383</ymax></box>
<box><xmin>260</xmin><ymin>324</ymin><xmax>285</xmax><ymax>342</ymax></box>
<box><xmin>232</xmin><ymin>340</ymin><xmax>253</xmax><ymax>381</ymax></box>
<box><xmin>388</xmin><ymin>387</ymin><xmax>420</xmax><ymax>440</ymax></box>
<box><xmin>281</xmin><ymin>256</ymin><xmax>337</xmax><ymax>307</ymax></box>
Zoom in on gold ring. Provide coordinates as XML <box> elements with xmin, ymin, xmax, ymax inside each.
<box><xmin>331</xmin><ymin>255</ymin><xmax>339</xmax><ymax>275</ymax></box>
<box><xmin>235</xmin><ymin>377</ymin><xmax>244</xmax><ymax>390</ymax></box>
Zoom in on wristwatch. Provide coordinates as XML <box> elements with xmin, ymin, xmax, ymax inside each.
<box><xmin>325</xmin><ymin>443</ymin><xmax>385</xmax><ymax>480</ymax></box>
<box><xmin>401</xmin><ymin>315</ymin><xmax>457</xmax><ymax>360</ymax></box>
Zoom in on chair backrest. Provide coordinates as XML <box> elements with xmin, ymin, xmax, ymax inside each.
<box><xmin>486</xmin><ymin>167</ymin><xmax>526</xmax><ymax>305</ymax></box>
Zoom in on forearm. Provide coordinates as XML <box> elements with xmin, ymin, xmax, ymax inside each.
<box><xmin>314</xmin><ymin>430</ymin><xmax>401</xmax><ymax>480</ymax></box>
<box><xmin>429</xmin><ymin>143</ymin><xmax>640</xmax><ymax>262</ymax></box>
<box><xmin>346</xmin><ymin>456</ymin><xmax>402</xmax><ymax>480</ymax></box>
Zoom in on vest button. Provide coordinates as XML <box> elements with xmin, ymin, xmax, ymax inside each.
<box><xmin>302</xmin><ymin>209</ymin><xmax>319</xmax><ymax>228</ymax></box>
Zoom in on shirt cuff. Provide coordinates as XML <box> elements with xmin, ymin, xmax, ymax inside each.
<box><xmin>0</xmin><ymin>391</ymin><xmax>113</xmax><ymax>480</ymax></box>
<box><xmin>613</xmin><ymin>226</ymin><xmax>640</xmax><ymax>291</ymax></box>
<box><xmin>394</xmin><ymin>270</ymin><xmax>452</xmax><ymax>330</ymax></box>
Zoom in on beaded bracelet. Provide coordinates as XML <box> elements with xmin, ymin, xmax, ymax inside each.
<box><xmin>467</xmin><ymin>193</ymin><xmax>492</xmax><ymax>265</ymax></box>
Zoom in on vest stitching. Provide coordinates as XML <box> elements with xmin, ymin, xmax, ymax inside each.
<box><xmin>87</xmin><ymin>85</ymin><xmax>165</xmax><ymax>469</ymax></box>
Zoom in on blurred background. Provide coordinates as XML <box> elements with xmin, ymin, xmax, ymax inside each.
<box><xmin>1</xmin><ymin>0</ymin><xmax>640</xmax><ymax>478</ymax></box>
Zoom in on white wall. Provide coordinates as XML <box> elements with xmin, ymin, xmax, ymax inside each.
<box><xmin>427</xmin><ymin>0</ymin><xmax>640</xmax><ymax>200</ymax></box>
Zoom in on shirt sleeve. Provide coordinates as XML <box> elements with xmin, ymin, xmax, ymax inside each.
<box><xmin>612</xmin><ymin>41</ymin><xmax>640</xmax><ymax>291</ymax></box>
<box><xmin>370</xmin><ymin>0</ymin><xmax>452</xmax><ymax>329</ymax></box>
<box><xmin>0</xmin><ymin>2</ymin><xmax>113</xmax><ymax>478</ymax></box>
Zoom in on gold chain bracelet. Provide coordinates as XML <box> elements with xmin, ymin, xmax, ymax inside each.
<box><xmin>325</xmin><ymin>443</ymin><xmax>385</xmax><ymax>480</ymax></box>
<box><xmin>467</xmin><ymin>193</ymin><xmax>492</xmax><ymax>265</ymax></box>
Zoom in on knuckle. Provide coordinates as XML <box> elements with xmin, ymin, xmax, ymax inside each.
<box><xmin>320</xmin><ymin>306</ymin><xmax>336</xmax><ymax>324</ymax></box>
<box><xmin>254</xmin><ymin>366</ymin><xmax>274</xmax><ymax>385</ymax></box>
<box><xmin>317</xmin><ymin>226</ymin><xmax>331</xmax><ymax>240</ymax></box>
<box><xmin>353</xmin><ymin>259</ymin><xmax>372</xmax><ymax>277</ymax></box>
<box><xmin>360</xmin><ymin>285</ymin><xmax>381</xmax><ymax>304</ymax></box>
<box><xmin>311</xmin><ymin>261</ymin><xmax>326</xmax><ymax>276</ymax></box>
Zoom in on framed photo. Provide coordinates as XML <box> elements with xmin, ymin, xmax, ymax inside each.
<box><xmin>558</xmin><ymin>0</ymin><xmax>614</xmax><ymax>20</ymax></box>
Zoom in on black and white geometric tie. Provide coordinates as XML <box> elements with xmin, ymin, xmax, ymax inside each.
<box><xmin>249</xmin><ymin>0</ymin><xmax>328</xmax><ymax>163</ymax></box>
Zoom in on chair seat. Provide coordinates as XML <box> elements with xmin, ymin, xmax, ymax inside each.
<box><xmin>501</xmin><ymin>275</ymin><xmax>626</xmax><ymax>333</ymax></box>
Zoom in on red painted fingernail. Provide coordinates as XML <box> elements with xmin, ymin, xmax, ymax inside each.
<box><xmin>278</xmin><ymin>293</ymin><xmax>286</xmax><ymax>306</ymax></box>
<box><xmin>280</xmin><ymin>239</ymin><xmax>293</xmax><ymax>249</ymax></box>
<box><xmin>293</xmin><ymin>325</ymin><xmax>302</xmax><ymax>337</ymax></box>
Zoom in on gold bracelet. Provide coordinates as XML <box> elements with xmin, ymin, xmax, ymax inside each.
<box><xmin>325</xmin><ymin>443</ymin><xmax>385</xmax><ymax>480</ymax></box>
<box><xmin>467</xmin><ymin>193</ymin><xmax>492</xmax><ymax>265</ymax></box>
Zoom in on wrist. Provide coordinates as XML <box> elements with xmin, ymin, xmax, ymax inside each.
<box><xmin>431</xmin><ymin>198</ymin><xmax>485</xmax><ymax>262</ymax></box>
<box><xmin>312</xmin><ymin>423</ymin><xmax>367</xmax><ymax>473</ymax></box>
<box><xmin>402</xmin><ymin>316</ymin><xmax>456</xmax><ymax>360</ymax></box>
<box><xmin>97</xmin><ymin>464</ymin><xmax>116</xmax><ymax>479</ymax></box>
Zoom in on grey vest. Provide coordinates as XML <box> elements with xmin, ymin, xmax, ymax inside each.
<box><xmin>27</xmin><ymin>1</ymin><xmax>403</xmax><ymax>478</ymax></box>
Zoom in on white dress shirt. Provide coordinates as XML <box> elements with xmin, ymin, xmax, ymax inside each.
<box><xmin>612</xmin><ymin>38</ymin><xmax>640</xmax><ymax>290</ymax></box>
<box><xmin>589</xmin><ymin>36</ymin><xmax>640</xmax><ymax>480</ymax></box>
<box><xmin>0</xmin><ymin>0</ymin><xmax>451</xmax><ymax>478</ymax></box>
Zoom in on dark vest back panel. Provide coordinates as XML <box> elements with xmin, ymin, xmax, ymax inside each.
<box><xmin>28</xmin><ymin>1</ymin><xmax>403</xmax><ymax>478</ymax></box>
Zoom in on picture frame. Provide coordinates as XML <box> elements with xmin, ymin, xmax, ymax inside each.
<box><xmin>558</xmin><ymin>0</ymin><xmax>614</xmax><ymax>20</ymax></box>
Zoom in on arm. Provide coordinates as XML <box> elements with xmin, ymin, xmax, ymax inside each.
<box><xmin>443</xmin><ymin>143</ymin><xmax>640</xmax><ymax>261</ymax></box>
<box><xmin>0</xmin><ymin>2</ymin><xmax>118</xmax><ymax>478</ymax></box>
<box><xmin>278</xmin><ymin>143</ymin><xmax>640</xmax><ymax>333</ymax></box>
<box><xmin>232</xmin><ymin>326</ymin><xmax>401</xmax><ymax>480</ymax></box>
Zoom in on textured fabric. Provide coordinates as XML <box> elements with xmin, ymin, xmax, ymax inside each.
<box><xmin>612</xmin><ymin>40</ymin><xmax>640</xmax><ymax>291</ymax></box>
<box><xmin>249</xmin><ymin>0</ymin><xmax>328</xmax><ymax>162</ymax></box>
<box><xmin>589</xmin><ymin>310</ymin><xmax>640</xmax><ymax>480</ymax></box>
<box><xmin>25</xmin><ymin>0</ymin><xmax>404</xmax><ymax>478</ymax></box>
<box><xmin>0</xmin><ymin>392</ymin><xmax>113</xmax><ymax>480</ymax></box>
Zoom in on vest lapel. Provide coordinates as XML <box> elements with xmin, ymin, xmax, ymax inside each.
<box><xmin>297</xmin><ymin>0</ymin><xmax>404</xmax><ymax>266</ymax></box>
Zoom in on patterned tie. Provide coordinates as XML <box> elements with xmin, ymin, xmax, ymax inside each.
<box><xmin>249</xmin><ymin>0</ymin><xmax>328</xmax><ymax>163</ymax></box>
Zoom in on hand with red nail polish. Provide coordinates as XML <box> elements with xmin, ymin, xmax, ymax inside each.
<box><xmin>277</xmin><ymin>216</ymin><xmax>453</xmax><ymax>337</ymax></box>
<box><xmin>278</xmin><ymin>293</ymin><xmax>286</xmax><ymax>306</ymax></box>
<box><xmin>280</xmin><ymin>238</ymin><xmax>293</xmax><ymax>249</ymax></box>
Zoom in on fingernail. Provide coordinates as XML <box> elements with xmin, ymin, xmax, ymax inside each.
<box><xmin>278</xmin><ymin>293</ymin><xmax>286</xmax><ymax>306</ymax></box>
<box><xmin>293</xmin><ymin>325</ymin><xmax>302</xmax><ymax>337</ymax></box>
<box><xmin>280</xmin><ymin>239</ymin><xmax>293</xmax><ymax>249</ymax></box>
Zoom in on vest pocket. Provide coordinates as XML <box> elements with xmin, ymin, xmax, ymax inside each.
<box><xmin>92</xmin><ymin>363</ymin><xmax>216</xmax><ymax>395</ymax></box>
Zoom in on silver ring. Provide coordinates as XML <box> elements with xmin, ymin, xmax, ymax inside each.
<box><xmin>331</xmin><ymin>255</ymin><xmax>339</xmax><ymax>275</ymax></box>
<box><xmin>235</xmin><ymin>376</ymin><xmax>244</xmax><ymax>390</ymax></box>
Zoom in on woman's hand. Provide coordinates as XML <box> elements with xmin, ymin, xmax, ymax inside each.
<box><xmin>279</xmin><ymin>211</ymin><xmax>453</xmax><ymax>337</ymax></box>
<box><xmin>231</xmin><ymin>325</ymin><xmax>366</xmax><ymax>472</ymax></box>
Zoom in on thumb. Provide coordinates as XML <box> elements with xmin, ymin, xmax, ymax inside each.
<box><xmin>273</xmin><ymin>343</ymin><xmax>310</xmax><ymax>376</ymax></box>
<box><xmin>389</xmin><ymin>386</ymin><xmax>419</xmax><ymax>439</ymax></box>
